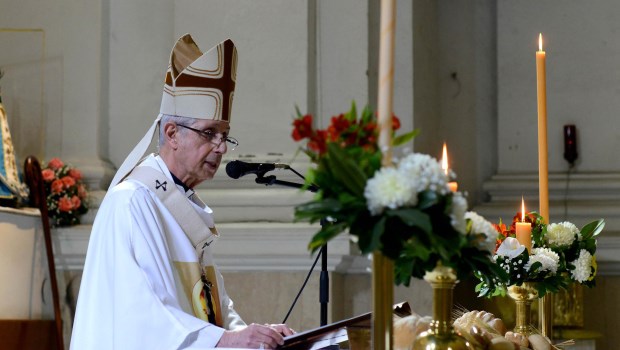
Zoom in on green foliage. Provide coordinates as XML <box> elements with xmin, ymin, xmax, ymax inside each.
<box><xmin>292</xmin><ymin>103</ymin><xmax>508</xmax><ymax>291</ymax></box>
<box><xmin>477</xmin><ymin>214</ymin><xmax>605</xmax><ymax>298</ymax></box>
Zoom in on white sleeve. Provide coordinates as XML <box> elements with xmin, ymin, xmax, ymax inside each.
<box><xmin>72</xmin><ymin>185</ymin><xmax>225</xmax><ymax>350</ymax></box>
<box><xmin>214</xmin><ymin>265</ymin><xmax>247</xmax><ymax>330</ymax></box>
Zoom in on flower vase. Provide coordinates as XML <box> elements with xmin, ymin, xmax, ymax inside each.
<box><xmin>507</xmin><ymin>282</ymin><xmax>538</xmax><ymax>335</ymax></box>
<box><xmin>413</xmin><ymin>264</ymin><xmax>474</xmax><ymax>350</ymax></box>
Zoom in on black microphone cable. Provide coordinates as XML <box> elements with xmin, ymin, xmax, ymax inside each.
<box><xmin>282</xmin><ymin>249</ymin><xmax>322</xmax><ymax>324</ymax></box>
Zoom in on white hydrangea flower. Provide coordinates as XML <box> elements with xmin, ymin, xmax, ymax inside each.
<box><xmin>465</xmin><ymin>211</ymin><xmax>498</xmax><ymax>252</ymax></box>
<box><xmin>364</xmin><ymin>167</ymin><xmax>416</xmax><ymax>215</ymax></box>
<box><xmin>397</xmin><ymin>153</ymin><xmax>450</xmax><ymax>195</ymax></box>
<box><xmin>450</xmin><ymin>192</ymin><xmax>468</xmax><ymax>234</ymax></box>
<box><xmin>570</xmin><ymin>249</ymin><xmax>593</xmax><ymax>283</ymax></box>
<box><xmin>526</xmin><ymin>247</ymin><xmax>560</xmax><ymax>275</ymax></box>
<box><xmin>495</xmin><ymin>237</ymin><xmax>526</xmax><ymax>259</ymax></box>
<box><xmin>546</xmin><ymin>221</ymin><xmax>579</xmax><ymax>247</ymax></box>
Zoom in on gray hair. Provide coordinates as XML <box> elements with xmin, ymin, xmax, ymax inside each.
<box><xmin>158</xmin><ymin>114</ymin><xmax>195</xmax><ymax>148</ymax></box>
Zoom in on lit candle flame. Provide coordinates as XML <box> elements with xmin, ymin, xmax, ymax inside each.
<box><xmin>441</xmin><ymin>143</ymin><xmax>449</xmax><ymax>176</ymax></box>
<box><xmin>538</xmin><ymin>33</ymin><xmax>543</xmax><ymax>51</ymax></box>
<box><xmin>521</xmin><ymin>197</ymin><xmax>526</xmax><ymax>222</ymax></box>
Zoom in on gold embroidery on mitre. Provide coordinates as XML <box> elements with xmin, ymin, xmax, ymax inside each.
<box><xmin>160</xmin><ymin>35</ymin><xmax>236</xmax><ymax>122</ymax></box>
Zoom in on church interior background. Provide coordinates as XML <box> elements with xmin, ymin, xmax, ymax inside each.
<box><xmin>2</xmin><ymin>1</ymin><xmax>620</xmax><ymax>349</ymax></box>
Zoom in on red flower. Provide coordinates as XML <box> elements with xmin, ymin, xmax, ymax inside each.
<box><xmin>292</xmin><ymin>114</ymin><xmax>314</xmax><ymax>141</ymax></box>
<box><xmin>392</xmin><ymin>115</ymin><xmax>401</xmax><ymax>130</ymax></box>
<box><xmin>58</xmin><ymin>196</ymin><xmax>74</xmax><ymax>212</ymax></box>
<box><xmin>308</xmin><ymin>130</ymin><xmax>328</xmax><ymax>155</ymax></box>
<box><xmin>48</xmin><ymin>158</ymin><xmax>64</xmax><ymax>170</ymax></box>
<box><xmin>363</xmin><ymin>121</ymin><xmax>377</xmax><ymax>133</ymax></box>
<box><xmin>61</xmin><ymin>176</ymin><xmax>76</xmax><ymax>188</ymax></box>
<box><xmin>69</xmin><ymin>168</ymin><xmax>82</xmax><ymax>180</ymax></box>
<box><xmin>51</xmin><ymin>180</ymin><xmax>64</xmax><ymax>194</ymax></box>
<box><xmin>42</xmin><ymin>169</ymin><xmax>55</xmax><ymax>182</ymax></box>
<box><xmin>327</xmin><ymin>114</ymin><xmax>351</xmax><ymax>141</ymax></box>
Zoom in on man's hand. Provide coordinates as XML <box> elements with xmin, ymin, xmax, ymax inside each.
<box><xmin>216</xmin><ymin>323</ymin><xmax>290</xmax><ymax>349</ymax></box>
<box><xmin>265</xmin><ymin>323</ymin><xmax>295</xmax><ymax>337</ymax></box>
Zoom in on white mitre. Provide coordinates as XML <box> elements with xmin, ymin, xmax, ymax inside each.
<box><xmin>108</xmin><ymin>34</ymin><xmax>238</xmax><ymax>189</ymax></box>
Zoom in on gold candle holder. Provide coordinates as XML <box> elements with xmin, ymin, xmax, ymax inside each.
<box><xmin>413</xmin><ymin>264</ymin><xmax>474</xmax><ymax>350</ymax></box>
<box><xmin>507</xmin><ymin>282</ymin><xmax>539</xmax><ymax>335</ymax></box>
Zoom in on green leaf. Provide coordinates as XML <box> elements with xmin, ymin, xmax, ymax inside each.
<box><xmin>392</xmin><ymin>129</ymin><xmax>419</xmax><ymax>147</ymax></box>
<box><xmin>386</xmin><ymin>208</ymin><xmax>432</xmax><ymax>234</ymax></box>
<box><xmin>417</xmin><ymin>191</ymin><xmax>439</xmax><ymax>209</ymax></box>
<box><xmin>360</xmin><ymin>105</ymin><xmax>374</xmax><ymax>124</ymax></box>
<box><xmin>349</xmin><ymin>101</ymin><xmax>358</xmax><ymax>121</ymax></box>
<box><xmin>581</xmin><ymin>219</ymin><xmax>605</xmax><ymax>240</ymax></box>
<box><xmin>325</xmin><ymin>143</ymin><xmax>368</xmax><ymax>196</ymax></box>
<box><xmin>294</xmin><ymin>104</ymin><xmax>303</xmax><ymax>118</ymax></box>
<box><xmin>294</xmin><ymin>199</ymin><xmax>346</xmax><ymax>224</ymax></box>
<box><xmin>368</xmin><ymin>216</ymin><xmax>387</xmax><ymax>253</ymax></box>
<box><xmin>307</xmin><ymin>221</ymin><xmax>348</xmax><ymax>253</ymax></box>
<box><xmin>402</xmin><ymin>236</ymin><xmax>431</xmax><ymax>261</ymax></box>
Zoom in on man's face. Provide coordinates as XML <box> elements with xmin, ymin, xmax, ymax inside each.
<box><xmin>175</xmin><ymin>119</ymin><xmax>231</xmax><ymax>185</ymax></box>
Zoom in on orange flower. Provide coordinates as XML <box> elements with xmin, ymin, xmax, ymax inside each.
<box><xmin>61</xmin><ymin>176</ymin><xmax>76</xmax><ymax>188</ymax></box>
<box><xmin>48</xmin><ymin>158</ymin><xmax>64</xmax><ymax>170</ymax></box>
<box><xmin>70</xmin><ymin>195</ymin><xmax>81</xmax><ymax>210</ymax></box>
<box><xmin>78</xmin><ymin>184</ymin><xmax>87</xmax><ymax>199</ymax></box>
<box><xmin>58</xmin><ymin>196</ymin><xmax>74</xmax><ymax>212</ymax></box>
<box><xmin>68</xmin><ymin>168</ymin><xmax>82</xmax><ymax>180</ymax></box>
<box><xmin>51</xmin><ymin>179</ymin><xmax>64</xmax><ymax>194</ymax></box>
<box><xmin>42</xmin><ymin>169</ymin><xmax>56</xmax><ymax>182</ymax></box>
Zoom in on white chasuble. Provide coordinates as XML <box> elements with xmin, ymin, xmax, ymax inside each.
<box><xmin>70</xmin><ymin>155</ymin><xmax>245</xmax><ymax>350</ymax></box>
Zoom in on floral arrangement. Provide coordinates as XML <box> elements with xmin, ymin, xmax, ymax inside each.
<box><xmin>476</xmin><ymin>212</ymin><xmax>604</xmax><ymax>297</ymax></box>
<box><xmin>291</xmin><ymin>103</ymin><xmax>507</xmax><ymax>289</ymax></box>
<box><xmin>41</xmin><ymin>157</ymin><xmax>89</xmax><ymax>227</ymax></box>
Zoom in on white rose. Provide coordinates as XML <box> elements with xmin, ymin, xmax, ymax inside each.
<box><xmin>495</xmin><ymin>237</ymin><xmax>526</xmax><ymax>259</ymax></box>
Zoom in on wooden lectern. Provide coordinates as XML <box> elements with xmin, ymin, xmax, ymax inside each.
<box><xmin>280</xmin><ymin>302</ymin><xmax>411</xmax><ymax>350</ymax></box>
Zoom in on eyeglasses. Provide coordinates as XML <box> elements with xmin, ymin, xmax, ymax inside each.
<box><xmin>177</xmin><ymin>124</ymin><xmax>239</xmax><ymax>150</ymax></box>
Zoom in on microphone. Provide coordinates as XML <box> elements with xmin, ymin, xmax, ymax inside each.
<box><xmin>225</xmin><ymin>160</ymin><xmax>290</xmax><ymax>179</ymax></box>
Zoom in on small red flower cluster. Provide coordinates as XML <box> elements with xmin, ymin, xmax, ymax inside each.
<box><xmin>42</xmin><ymin>157</ymin><xmax>89</xmax><ymax>227</ymax></box>
<box><xmin>292</xmin><ymin>111</ymin><xmax>401</xmax><ymax>158</ymax></box>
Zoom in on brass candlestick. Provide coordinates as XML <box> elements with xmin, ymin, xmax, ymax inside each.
<box><xmin>413</xmin><ymin>264</ymin><xmax>474</xmax><ymax>350</ymax></box>
<box><xmin>507</xmin><ymin>282</ymin><xmax>539</xmax><ymax>335</ymax></box>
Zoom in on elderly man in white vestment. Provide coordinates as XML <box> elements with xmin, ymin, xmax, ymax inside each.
<box><xmin>70</xmin><ymin>34</ymin><xmax>293</xmax><ymax>349</ymax></box>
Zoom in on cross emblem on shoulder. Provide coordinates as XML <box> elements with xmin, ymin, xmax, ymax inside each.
<box><xmin>155</xmin><ymin>179</ymin><xmax>167</xmax><ymax>191</ymax></box>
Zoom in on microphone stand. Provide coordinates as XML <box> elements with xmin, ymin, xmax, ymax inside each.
<box><xmin>254</xmin><ymin>174</ymin><xmax>319</xmax><ymax>193</ymax></box>
<box><xmin>254</xmin><ymin>172</ymin><xmax>329</xmax><ymax>327</ymax></box>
